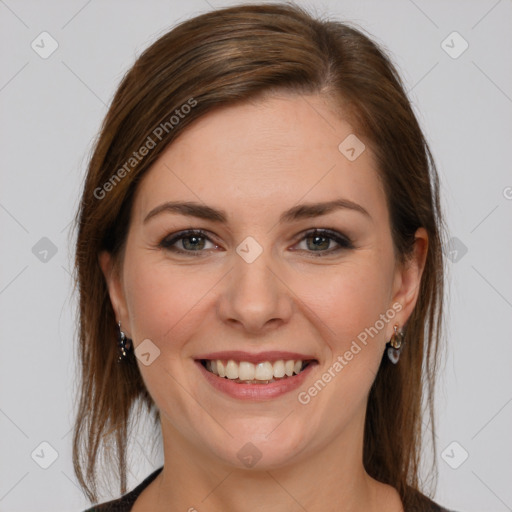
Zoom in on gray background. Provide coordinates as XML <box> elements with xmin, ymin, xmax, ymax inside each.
<box><xmin>1</xmin><ymin>0</ymin><xmax>511</xmax><ymax>510</ymax></box>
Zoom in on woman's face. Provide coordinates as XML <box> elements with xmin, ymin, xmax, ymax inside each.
<box><xmin>101</xmin><ymin>93</ymin><xmax>426</xmax><ymax>471</ymax></box>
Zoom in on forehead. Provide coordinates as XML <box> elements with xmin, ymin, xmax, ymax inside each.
<box><xmin>134</xmin><ymin>93</ymin><xmax>387</xmax><ymax>225</ymax></box>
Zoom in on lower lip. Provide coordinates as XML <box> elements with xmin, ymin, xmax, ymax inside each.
<box><xmin>195</xmin><ymin>360</ymin><xmax>317</xmax><ymax>400</ymax></box>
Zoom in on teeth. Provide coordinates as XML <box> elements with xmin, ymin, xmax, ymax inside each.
<box><xmin>239</xmin><ymin>361</ymin><xmax>255</xmax><ymax>380</ymax></box>
<box><xmin>204</xmin><ymin>359</ymin><xmax>309</xmax><ymax>382</ymax></box>
<box><xmin>273</xmin><ymin>360</ymin><xmax>285</xmax><ymax>378</ymax></box>
<box><xmin>285</xmin><ymin>360</ymin><xmax>295</xmax><ymax>376</ymax></box>
<box><xmin>225</xmin><ymin>360</ymin><xmax>238</xmax><ymax>379</ymax></box>
<box><xmin>254</xmin><ymin>362</ymin><xmax>273</xmax><ymax>380</ymax></box>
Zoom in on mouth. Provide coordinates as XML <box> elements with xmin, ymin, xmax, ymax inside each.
<box><xmin>194</xmin><ymin>351</ymin><xmax>319</xmax><ymax>400</ymax></box>
<box><xmin>198</xmin><ymin>358</ymin><xmax>316</xmax><ymax>384</ymax></box>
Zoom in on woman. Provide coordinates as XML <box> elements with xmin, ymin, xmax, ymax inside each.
<box><xmin>73</xmin><ymin>3</ymin><xmax>453</xmax><ymax>511</ymax></box>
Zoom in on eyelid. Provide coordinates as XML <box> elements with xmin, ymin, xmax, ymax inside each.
<box><xmin>292</xmin><ymin>228</ymin><xmax>354</xmax><ymax>255</ymax></box>
<box><xmin>158</xmin><ymin>227</ymin><xmax>353</xmax><ymax>255</ymax></box>
<box><xmin>298</xmin><ymin>228</ymin><xmax>353</xmax><ymax>246</ymax></box>
<box><xmin>158</xmin><ymin>229</ymin><xmax>220</xmax><ymax>253</ymax></box>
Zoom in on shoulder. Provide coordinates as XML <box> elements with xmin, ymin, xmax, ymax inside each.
<box><xmin>432</xmin><ymin>506</ymin><xmax>458</xmax><ymax>512</ymax></box>
<box><xmin>407</xmin><ymin>501</ymin><xmax>459</xmax><ymax>512</ymax></box>
<box><xmin>422</xmin><ymin>500</ymin><xmax>460</xmax><ymax>512</ymax></box>
<box><xmin>404</xmin><ymin>487</ymin><xmax>459</xmax><ymax>512</ymax></box>
<box><xmin>82</xmin><ymin>466</ymin><xmax>163</xmax><ymax>512</ymax></box>
<box><xmin>421</xmin><ymin>500</ymin><xmax>460</xmax><ymax>512</ymax></box>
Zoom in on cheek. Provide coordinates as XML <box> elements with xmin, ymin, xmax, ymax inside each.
<box><xmin>121</xmin><ymin>257</ymin><xmax>209</xmax><ymax>414</ymax></box>
<box><xmin>301</xmin><ymin>258</ymin><xmax>393</xmax><ymax>342</ymax></box>
<box><xmin>123</xmin><ymin>255</ymin><xmax>221</xmax><ymax>349</ymax></box>
<box><xmin>123</xmin><ymin>245</ymin><xmax>394</xmax><ymax>355</ymax></box>
<box><xmin>292</xmin><ymin>265</ymin><xmax>392</xmax><ymax>428</ymax></box>
<box><xmin>124</xmin><ymin>267</ymin><xmax>175</xmax><ymax>342</ymax></box>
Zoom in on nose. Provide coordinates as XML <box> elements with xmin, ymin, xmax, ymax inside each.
<box><xmin>217</xmin><ymin>248</ymin><xmax>293</xmax><ymax>334</ymax></box>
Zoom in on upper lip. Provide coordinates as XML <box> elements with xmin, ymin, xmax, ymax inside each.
<box><xmin>194</xmin><ymin>351</ymin><xmax>317</xmax><ymax>364</ymax></box>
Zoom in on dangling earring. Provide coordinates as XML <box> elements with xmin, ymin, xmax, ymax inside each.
<box><xmin>386</xmin><ymin>324</ymin><xmax>404</xmax><ymax>364</ymax></box>
<box><xmin>117</xmin><ymin>321</ymin><xmax>132</xmax><ymax>362</ymax></box>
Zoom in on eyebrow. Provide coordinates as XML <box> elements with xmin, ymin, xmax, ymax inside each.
<box><xmin>143</xmin><ymin>198</ymin><xmax>371</xmax><ymax>225</ymax></box>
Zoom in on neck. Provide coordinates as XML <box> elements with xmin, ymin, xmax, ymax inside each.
<box><xmin>141</xmin><ymin>414</ymin><xmax>402</xmax><ymax>512</ymax></box>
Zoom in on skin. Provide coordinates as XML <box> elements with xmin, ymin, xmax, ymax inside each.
<box><xmin>100</xmin><ymin>92</ymin><xmax>427</xmax><ymax>512</ymax></box>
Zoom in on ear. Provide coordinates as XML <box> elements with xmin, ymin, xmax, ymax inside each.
<box><xmin>389</xmin><ymin>227</ymin><xmax>428</xmax><ymax>333</ymax></box>
<box><xmin>98</xmin><ymin>250</ymin><xmax>130</xmax><ymax>336</ymax></box>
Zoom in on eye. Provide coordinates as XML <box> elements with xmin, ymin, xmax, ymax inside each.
<box><xmin>159</xmin><ymin>229</ymin><xmax>219</xmax><ymax>256</ymax></box>
<box><xmin>158</xmin><ymin>228</ymin><xmax>353</xmax><ymax>257</ymax></box>
<box><xmin>293</xmin><ymin>229</ymin><xmax>354</xmax><ymax>256</ymax></box>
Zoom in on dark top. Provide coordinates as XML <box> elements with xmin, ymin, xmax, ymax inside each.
<box><xmin>83</xmin><ymin>466</ymin><xmax>456</xmax><ymax>512</ymax></box>
<box><xmin>83</xmin><ymin>467</ymin><xmax>163</xmax><ymax>511</ymax></box>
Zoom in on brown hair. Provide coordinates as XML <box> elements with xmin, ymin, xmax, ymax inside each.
<box><xmin>72</xmin><ymin>3</ymin><xmax>446</xmax><ymax>508</ymax></box>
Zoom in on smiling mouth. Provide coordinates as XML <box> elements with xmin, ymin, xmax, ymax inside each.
<box><xmin>199</xmin><ymin>358</ymin><xmax>316</xmax><ymax>384</ymax></box>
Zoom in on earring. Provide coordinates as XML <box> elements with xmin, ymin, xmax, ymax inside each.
<box><xmin>386</xmin><ymin>324</ymin><xmax>404</xmax><ymax>364</ymax></box>
<box><xmin>117</xmin><ymin>321</ymin><xmax>132</xmax><ymax>362</ymax></box>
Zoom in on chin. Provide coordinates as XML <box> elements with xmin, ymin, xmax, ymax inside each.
<box><xmin>202</xmin><ymin>420</ymin><xmax>310</xmax><ymax>471</ymax></box>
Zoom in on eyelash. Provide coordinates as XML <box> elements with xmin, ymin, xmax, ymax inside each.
<box><xmin>158</xmin><ymin>228</ymin><xmax>354</xmax><ymax>257</ymax></box>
